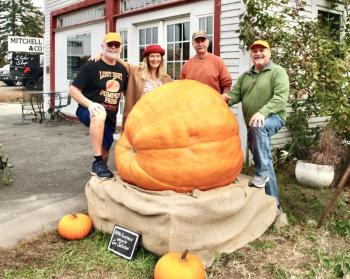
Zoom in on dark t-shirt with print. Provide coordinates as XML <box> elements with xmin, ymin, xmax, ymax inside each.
<box><xmin>72</xmin><ymin>59</ymin><xmax>128</xmax><ymax>125</ymax></box>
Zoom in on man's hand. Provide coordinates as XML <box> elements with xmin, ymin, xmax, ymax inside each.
<box><xmin>88</xmin><ymin>102</ymin><xmax>105</xmax><ymax>116</ymax></box>
<box><xmin>249</xmin><ymin>112</ymin><xmax>265</xmax><ymax>127</ymax></box>
<box><xmin>222</xmin><ymin>93</ymin><xmax>232</xmax><ymax>102</ymax></box>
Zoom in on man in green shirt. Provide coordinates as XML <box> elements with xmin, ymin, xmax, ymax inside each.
<box><xmin>225</xmin><ymin>40</ymin><xmax>289</xmax><ymax>221</ymax></box>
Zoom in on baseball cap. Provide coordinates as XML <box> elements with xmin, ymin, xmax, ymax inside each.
<box><xmin>250</xmin><ymin>40</ymin><xmax>270</xmax><ymax>49</ymax></box>
<box><xmin>192</xmin><ymin>31</ymin><xmax>208</xmax><ymax>41</ymax></box>
<box><xmin>142</xmin><ymin>44</ymin><xmax>165</xmax><ymax>57</ymax></box>
<box><xmin>104</xmin><ymin>32</ymin><xmax>122</xmax><ymax>44</ymax></box>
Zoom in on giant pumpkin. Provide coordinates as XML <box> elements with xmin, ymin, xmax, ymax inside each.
<box><xmin>115</xmin><ymin>80</ymin><xmax>243</xmax><ymax>192</ymax></box>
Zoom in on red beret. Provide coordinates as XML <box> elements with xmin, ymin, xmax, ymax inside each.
<box><xmin>142</xmin><ymin>44</ymin><xmax>165</xmax><ymax>57</ymax></box>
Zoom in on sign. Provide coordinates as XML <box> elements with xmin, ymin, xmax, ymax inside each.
<box><xmin>11</xmin><ymin>53</ymin><xmax>40</xmax><ymax>67</ymax></box>
<box><xmin>8</xmin><ymin>36</ymin><xmax>43</xmax><ymax>53</ymax></box>
<box><xmin>108</xmin><ymin>225</ymin><xmax>141</xmax><ymax>260</ymax></box>
<box><xmin>121</xmin><ymin>0</ymin><xmax>176</xmax><ymax>13</ymax></box>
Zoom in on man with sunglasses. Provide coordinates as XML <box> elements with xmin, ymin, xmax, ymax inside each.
<box><xmin>180</xmin><ymin>31</ymin><xmax>231</xmax><ymax>98</ymax></box>
<box><xmin>69</xmin><ymin>32</ymin><xmax>128</xmax><ymax>180</ymax></box>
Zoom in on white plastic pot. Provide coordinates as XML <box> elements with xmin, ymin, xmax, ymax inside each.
<box><xmin>295</xmin><ymin>160</ymin><xmax>334</xmax><ymax>188</ymax></box>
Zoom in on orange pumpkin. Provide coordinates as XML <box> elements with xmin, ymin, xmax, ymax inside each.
<box><xmin>57</xmin><ymin>213</ymin><xmax>92</xmax><ymax>240</ymax></box>
<box><xmin>115</xmin><ymin>80</ymin><xmax>243</xmax><ymax>192</ymax></box>
<box><xmin>154</xmin><ymin>249</ymin><xmax>205</xmax><ymax>279</ymax></box>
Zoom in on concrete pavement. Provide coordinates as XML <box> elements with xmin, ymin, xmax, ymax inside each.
<box><xmin>0</xmin><ymin>102</ymin><xmax>113</xmax><ymax>248</ymax></box>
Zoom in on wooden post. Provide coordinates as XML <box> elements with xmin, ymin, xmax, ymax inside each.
<box><xmin>318</xmin><ymin>162</ymin><xmax>350</xmax><ymax>228</ymax></box>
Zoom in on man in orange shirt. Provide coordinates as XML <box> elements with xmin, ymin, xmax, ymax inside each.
<box><xmin>180</xmin><ymin>31</ymin><xmax>232</xmax><ymax>100</ymax></box>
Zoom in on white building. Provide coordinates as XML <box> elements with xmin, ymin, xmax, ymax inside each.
<box><xmin>43</xmin><ymin>0</ymin><xmax>344</xmax><ymax>150</ymax></box>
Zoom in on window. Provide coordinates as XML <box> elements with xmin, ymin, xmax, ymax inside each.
<box><xmin>318</xmin><ymin>10</ymin><xmax>341</xmax><ymax>40</ymax></box>
<box><xmin>67</xmin><ymin>33</ymin><xmax>91</xmax><ymax>80</ymax></box>
<box><xmin>57</xmin><ymin>5</ymin><xmax>104</xmax><ymax>29</ymax></box>
<box><xmin>119</xmin><ymin>30</ymin><xmax>128</xmax><ymax>61</ymax></box>
<box><xmin>166</xmin><ymin>21</ymin><xmax>190</xmax><ymax>79</ymax></box>
<box><xmin>139</xmin><ymin>27</ymin><xmax>158</xmax><ymax>62</ymax></box>
<box><xmin>199</xmin><ymin>15</ymin><xmax>213</xmax><ymax>53</ymax></box>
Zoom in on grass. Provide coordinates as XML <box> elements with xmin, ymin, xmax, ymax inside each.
<box><xmin>1</xmin><ymin>163</ymin><xmax>349</xmax><ymax>279</ymax></box>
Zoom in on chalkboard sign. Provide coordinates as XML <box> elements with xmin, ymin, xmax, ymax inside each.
<box><xmin>108</xmin><ymin>225</ymin><xmax>141</xmax><ymax>260</ymax></box>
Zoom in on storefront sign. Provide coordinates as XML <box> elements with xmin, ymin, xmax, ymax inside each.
<box><xmin>8</xmin><ymin>36</ymin><xmax>43</xmax><ymax>53</ymax></box>
<box><xmin>121</xmin><ymin>0</ymin><xmax>176</xmax><ymax>12</ymax></box>
<box><xmin>57</xmin><ymin>5</ymin><xmax>105</xmax><ymax>29</ymax></box>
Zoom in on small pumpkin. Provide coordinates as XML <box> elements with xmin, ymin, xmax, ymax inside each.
<box><xmin>57</xmin><ymin>213</ymin><xmax>92</xmax><ymax>240</ymax></box>
<box><xmin>115</xmin><ymin>80</ymin><xmax>243</xmax><ymax>192</ymax></box>
<box><xmin>154</xmin><ymin>249</ymin><xmax>205</xmax><ymax>279</ymax></box>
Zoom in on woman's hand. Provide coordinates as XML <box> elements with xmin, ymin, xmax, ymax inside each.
<box><xmin>88</xmin><ymin>53</ymin><xmax>103</xmax><ymax>62</ymax></box>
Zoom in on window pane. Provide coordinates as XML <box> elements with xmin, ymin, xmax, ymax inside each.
<box><xmin>207</xmin><ymin>16</ymin><xmax>213</xmax><ymax>34</ymax></box>
<box><xmin>167</xmin><ymin>43</ymin><xmax>174</xmax><ymax>60</ymax></box>
<box><xmin>175</xmin><ymin>43</ymin><xmax>181</xmax><ymax>60</ymax></box>
<box><xmin>199</xmin><ymin>18</ymin><xmax>205</xmax><ymax>31</ymax></box>
<box><xmin>67</xmin><ymin>33</ymin><xmax>91</xmax><ymax>80</ymax></box>
<box><xmin>152</xmin><ymin>27</ymin><xmax>158</xmax><ymax>43</ymax></box>
<box><xmin>139</xmin><ymin>29</ymin><xmax>145</xmax><ymax>45</ymax></box>
<box><xmin>183</xmin><ymin>42</ymin><xmax>189</xmax><ymax>60</ymax></box>
<box><xmin>167</xmin><ymin>25</ymin><xmax>174</xmax><ymax>42</ymax></box>
<box><xmin>174</xmin><ymin>62</ymin><xmax>181</xmax><ymax>80</ymax></box>
<box><xmin>167</xmin><ymin>62</ymin><xmax>173</xmax><ymax>78</ymax></box>
<box><xmin>123</xmin><ymin>45</ymin><xmax>128</xmax><ymax>61</ymax></box>
<box><xmin>139</xmin><ymin>47</ymin><xmax>145</xmax><ymax>62</ymax></box>
<box><xmin>146</xmin><ymin>28</ymin><xmax>152</xmax><ymax>44</ymax></box>
<box><xmin>175</xmin><ymin>23</ymin><xmax>181</xmax><ymax>41</ymax></box>
<box><xmin>183</xmin><ymin>22</ymin><xmax>190</xmax><ymax>41</ymax></box>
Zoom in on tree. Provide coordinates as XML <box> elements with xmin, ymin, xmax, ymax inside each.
<box><xmin>0</xmin><ymin>0</ymin><xmax>43</xmax><ymax>66</ymax></box>
<box><xmin>239</xmin><ymin>0</ymin><xmax>349</xmax><ymax>158</ymax></box>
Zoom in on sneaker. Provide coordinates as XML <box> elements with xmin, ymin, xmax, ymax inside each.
<box><xmin>274</xmin><ymin>207</ymin><xmax>289</xmax><ymax>228</ymax></box>
<box><xmin>248</xmin><ymin>175</ymin><xmax>269</xmax><ymax>188</ymax></box>
<box><xmin>91</xmin><ymin>160</ymin><xmax>114</xmax><ymax>180</ymax></box>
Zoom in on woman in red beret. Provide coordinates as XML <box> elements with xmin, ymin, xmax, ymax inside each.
<box><xmin>140</xmin><ymin>44</ymin><xmax>172</xmax><ymax>93</ymax></box>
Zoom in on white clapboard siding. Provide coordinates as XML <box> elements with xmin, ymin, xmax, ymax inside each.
<box><xmin>44</xmin><ymin>0</ymin><xmax>80</xmax><ymax>92</ymax></box>
<box><xmin>221</xmin><ymin>0</ymin><xmax>247</xmax><ymax>154</ymax></box>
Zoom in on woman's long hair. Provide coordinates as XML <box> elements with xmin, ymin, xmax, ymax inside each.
<box><xmin>139</xmin><ymin>56</ymin><xmax>166</xmax><ymax>81</ymax></box>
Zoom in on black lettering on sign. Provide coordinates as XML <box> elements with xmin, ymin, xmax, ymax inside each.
<box><xmin>108</xmin><ymin>225</ymin><xmax>141</xmax><ymax>260</ymax></box>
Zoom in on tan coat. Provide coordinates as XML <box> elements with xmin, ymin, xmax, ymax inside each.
<box><xmin>122</xmin><ymin>63</ymin><xmax>172</xmax><ymax>128</ymax></box>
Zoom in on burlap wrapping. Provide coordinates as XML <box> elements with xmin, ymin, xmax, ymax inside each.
<box><xmin>85</xmin><ymin>174</ymin><xmax>277</xmax><ymax>267</ymax></box>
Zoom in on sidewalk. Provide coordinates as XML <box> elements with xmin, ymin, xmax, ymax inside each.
<box><xmin>0</xmin><ymin>102</ymin><xmax>112</xmax><ymax>248</ymax></box>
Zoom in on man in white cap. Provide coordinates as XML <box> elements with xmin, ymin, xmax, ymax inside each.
<box><xmin>69</xmin><ymin>32</ymin><xmax>128</xmax><ymax>180</ymax></box>
<box><xmin>226</xmin><ymin>40</ymin><xmax>289</xmax><ymax>226</ymax></box>
<box><xmin>180</xmin><ymin>31</ymin><xmax>232</xmax><ymax>97</ymax></box>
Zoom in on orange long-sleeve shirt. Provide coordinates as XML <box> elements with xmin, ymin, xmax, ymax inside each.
<box><xmin>180</xmin><ymin>53</ymin><xmax>232</xmax><ymax>94</ymax></box>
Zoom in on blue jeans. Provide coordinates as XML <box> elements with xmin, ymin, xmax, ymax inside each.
<box><xmin>248</xmin><ymin>114</ymin><xmax>285</xmax><ymax>204</ymax></box>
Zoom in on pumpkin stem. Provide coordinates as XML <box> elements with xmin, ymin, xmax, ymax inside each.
<box><xmin>180</xmin><ymin>248</ymin><xmax>189</xmax><ymax>262</ymax></box>
<box><xmin>71</xmin><ymin>213</ymin><xmax>77</xmax><ymax>218</ymax></box>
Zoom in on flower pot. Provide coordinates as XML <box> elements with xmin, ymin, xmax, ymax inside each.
<box><xmin>295</xmin><ymin>160</ymin><xmax>334</xmax><ymax>188</ymax></box>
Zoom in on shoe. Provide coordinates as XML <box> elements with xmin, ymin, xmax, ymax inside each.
<box><xmin>91</xmin><ymin>160</ymin><xmax>113</xmax><ymax>180</ymax></box>
<box><xmin>248</xmin><ymin>175</ymin><xmax>269</xmax><ymax>188</ymax></box>
<box><xmin>274</xmin><ymin>207</ymin><xmax>289</xmax><ymax>228</ymax></box>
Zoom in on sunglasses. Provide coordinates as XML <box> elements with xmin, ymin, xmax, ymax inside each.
<box><xmin>107</xmin><ymin>42</ymin><xmax>121</xmax><ymax>48</ymax></box>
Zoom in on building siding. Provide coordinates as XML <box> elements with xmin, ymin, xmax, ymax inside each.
<box><xmin>44</xmin><ymin>0</ymin><xmax>81</xmax><ymax>92</ymax></box>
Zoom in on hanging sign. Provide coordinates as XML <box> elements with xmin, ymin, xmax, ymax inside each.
<box><xmin>8</xmin><ymin>36</ymin><xmax>43</xmax><ymax>53</ymax></box>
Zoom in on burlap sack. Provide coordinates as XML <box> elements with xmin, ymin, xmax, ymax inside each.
<box><xmin>85</xmin><ymin>174</ymin><xmax>277</xmax><ymax>266</ymax></box>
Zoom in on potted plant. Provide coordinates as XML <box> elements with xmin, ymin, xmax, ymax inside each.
<box><xmin>295</xmin><ymin>127</ymin><xmax>347</xmax><ymax>188</ymax></box>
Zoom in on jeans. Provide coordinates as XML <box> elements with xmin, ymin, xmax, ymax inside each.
<box><xmin>248</xmin><ymin>114</ymin><xmax>285</xmax><ymax>204</ymax></box>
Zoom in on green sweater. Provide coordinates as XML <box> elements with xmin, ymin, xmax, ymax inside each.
<box><xmin>228</xmin><ymin>62</ymin><xmax>289</xmax><ymax>127</ymax></box>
